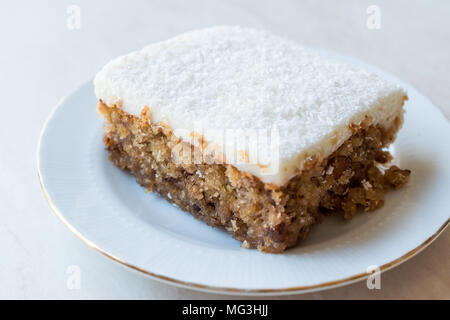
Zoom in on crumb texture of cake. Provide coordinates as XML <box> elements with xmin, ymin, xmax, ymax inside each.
<box><xmin>95</xmin><ymin>26</ymin><xmax>411</xmax><ymax>253</ymax></box>
<box><xmin>98</xmin><ymin>102</ymin><xmax>410</xmax><ymax>253</ymax></box>
<box><xmin>94</xmin><ymin>26</ymin><xmax>407</xmax><ymax>185</ymax></box>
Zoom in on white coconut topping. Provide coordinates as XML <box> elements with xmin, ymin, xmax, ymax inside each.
<box><xmin>94</xmin><ymin>26</ymin><xmax>406</xmax><ymax>185</ymax></box>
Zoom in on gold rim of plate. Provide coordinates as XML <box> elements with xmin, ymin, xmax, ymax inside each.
<box><xmin>37</xmin><ymin>169</ymin><xmax>449</xmax><ymax>295</ymax></box>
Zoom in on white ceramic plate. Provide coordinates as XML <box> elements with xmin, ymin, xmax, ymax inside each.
<box><xmin>38</xmin><ymin>52</ymin><xmax>449</xmax><ymax>295</ymax></box>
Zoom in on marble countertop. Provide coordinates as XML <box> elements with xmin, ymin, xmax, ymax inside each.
<box><xmin>1</xmin><ymin>0</ymin><xmax>448</xmax><ymax>299</ymax></box>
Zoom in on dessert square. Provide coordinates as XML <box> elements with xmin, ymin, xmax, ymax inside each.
<box><xmin>95</xmin><ymin>26</ymin><xmax>410</xmax><ymax>252</ymax></box>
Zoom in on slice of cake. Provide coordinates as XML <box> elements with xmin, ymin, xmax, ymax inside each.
<box><xmin>94</xmin><ymin>26</ymin><xmax>410</xmax><ymax>253</ymax></box>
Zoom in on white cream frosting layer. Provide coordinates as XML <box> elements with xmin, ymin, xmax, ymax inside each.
<box><xmin>94</xmin><ymin>26</ymin><xmax>406</xmax><ymax>186</ymax></box>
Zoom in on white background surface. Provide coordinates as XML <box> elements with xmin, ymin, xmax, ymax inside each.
<box><xmin>1</xmin><ymin>0</ymin><xmax>448</xmax><ymax>299</ymax></box>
